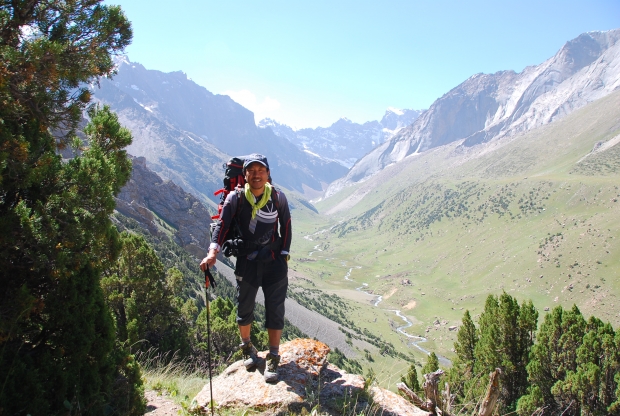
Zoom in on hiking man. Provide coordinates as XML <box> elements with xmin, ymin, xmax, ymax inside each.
<box><xmin>200</xmin><ymin>154</ymin><xmax>292</xmax><ymax>382</ymax></box>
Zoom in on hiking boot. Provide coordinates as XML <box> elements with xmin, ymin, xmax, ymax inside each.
<box><xmin>264</xmin><ymin>353</ymin><xmax>280</xmax><ymax>382</ymax></box>
<box><xmin>240</xmin><ymin>342</ymin><xmax>260</xmax><ymax>369</ymax></box>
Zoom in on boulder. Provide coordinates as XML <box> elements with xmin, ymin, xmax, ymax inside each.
<box><xmin>192</xmin><ymin>338</ymin><xmax>427</xmax><ymax>415</ymax></box>
<box><xmin>193</xmin><ymin>339</ymin><xmax>330</xmax><ymax>413</ymax></box>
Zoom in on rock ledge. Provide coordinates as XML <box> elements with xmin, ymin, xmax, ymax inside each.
<box><xmin>192</xmin><ymin>338</ymin><xmax>426</xmax><ymax>415</ymax></box>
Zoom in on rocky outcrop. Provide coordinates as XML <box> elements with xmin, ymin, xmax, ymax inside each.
<box><xmin>327</xmin><ymin>29</ymin><xmax>620</xmax><ymax>195</ymax></box>
<box><xmin>115</xmin><ymin>156</ymin><xmax>211</xmax><ymax>258</ymax></box>
<box><xmin>192</xmin><ymin>339</ymin><xmax>426</xmax><ymax>415</ymax></box>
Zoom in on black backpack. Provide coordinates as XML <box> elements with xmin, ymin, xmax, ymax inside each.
<box><xmin>211</xmin><ymin>156</ymin><xmax>246</xmax><ymax>222</ymax></box>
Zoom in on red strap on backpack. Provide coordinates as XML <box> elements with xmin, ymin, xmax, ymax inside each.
<box><xmin>211</xmin><ymin>175</ymin><xmax>246</xmax><ymax>221</ymax></box>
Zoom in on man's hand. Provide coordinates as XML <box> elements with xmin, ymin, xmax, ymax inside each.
<box><xmin>200</xmin><ymin>248</ymin><xmax>218</xmax><ymax>272</ymax></box>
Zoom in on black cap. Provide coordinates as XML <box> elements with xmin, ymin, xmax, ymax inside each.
<box><xmin>243</xmin><ymin>154</ymin><xmax>269</xmax><ymax>171</ymax></box>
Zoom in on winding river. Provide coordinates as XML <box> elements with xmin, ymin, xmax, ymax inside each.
<box><xmin>304</xmin><ymin>233</ymin><xmax>451</xmax><ymax>365</ymax></box>
<box><xmin>350</xmin><ymin>270</ymin><xmax>440</xmax><ymax>358</ymax></box>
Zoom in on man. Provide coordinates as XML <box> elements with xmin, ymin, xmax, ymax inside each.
<box><xmin>200</xmin><ymin>154</ymin><xmax>292</xmax><ymax>382</ymax></box>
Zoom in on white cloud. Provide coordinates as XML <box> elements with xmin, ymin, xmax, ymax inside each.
<box><xmin>223</xmin><ymin>89</ymin><xmax>281</xmax><ymax>124</ymax></box>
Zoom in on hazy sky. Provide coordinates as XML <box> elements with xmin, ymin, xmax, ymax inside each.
<box><xmin>105</xmin><ymin>0</ymin><xmax>619</xmax><ymax>129</ymax></box>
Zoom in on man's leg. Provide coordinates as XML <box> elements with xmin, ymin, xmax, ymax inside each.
<box><xmin>268</xmin><ymin>329</ymin><xmax>282</xmax><ymax>351</ymax></box>
<box><xmin>239</xmin><ymin>324</ymin><xmax>251</xmax><ymax>344</ymax></box>
<box><xmin>262</xmin><ymin>275</ymin><xmax>287</xmax><ymax>382</ymax></box>
<box><xmin>236</xmin><ymin>279</ymin><xmax>260</xmax><ymax>369</ymax></box>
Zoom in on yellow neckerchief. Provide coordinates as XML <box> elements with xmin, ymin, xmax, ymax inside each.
<box><xmin>244</xmin><ymin>182</ymin><xmax>272</xmax><ymax>219</ymax></box>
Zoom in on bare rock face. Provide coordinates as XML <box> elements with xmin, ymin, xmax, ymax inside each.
<box><xmin>260</xmin><ymin>108</ymin><xmax>423</xmax><ymax>170</ymax></box>
<box><xmin>192</xmin><ymin>339</ymin><xmax>426</xmax><ymax>415</ymax></box>
<box><xmin>115</xmin><ymin>156</ymin><xmax>211</xmax><ymax>258</ymax></box>
<box><xmin>369</xmin><ymin>386</ymin><xmax>429</xmax><ymax>416</ymax></box>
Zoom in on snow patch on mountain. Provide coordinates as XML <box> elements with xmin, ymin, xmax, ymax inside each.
<box><xmin>258</xmin><ymin>108</ymin><xmax>422</xmax><ymax>168</ymax></box>
<box><xmin>386</xmin><ymin>107</ymin><xmax>404</xmax><ymax>116</ymax></box>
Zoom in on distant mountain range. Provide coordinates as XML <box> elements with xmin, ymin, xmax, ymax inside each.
<box><xmin>258</xmin><ymin>108</ymin><xmax>422</xmax><ymax>168</ymax></box>
<box><xmin>327</xmin><ymin>29</ymin><xmax>620</xmax><ymax>196</ymax></box>
<box><xmin>91</xmin><ymin>59</ymin><xmax>347</xmax><ymax>203</ymax></box>
<box><xmin>95</xmin><ymin>29</ymin><xmax>620</xmax><ymax>210</ymax></box>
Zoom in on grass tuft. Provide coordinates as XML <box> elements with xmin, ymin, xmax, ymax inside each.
<box><xmin>136</xmin><ymin>349</ymin><xmax>209</xmax><ymax>411</ymax></box>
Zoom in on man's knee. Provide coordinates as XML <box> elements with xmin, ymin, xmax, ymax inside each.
<box><xmin>263</xmin><ymin>277</ymin><xmax>287</xmax><ymax>329</ymax></box>
<box><xmin>236</xmin><ymin>280</ymin><xmax>258</xmax><ymax>326</ymax></box>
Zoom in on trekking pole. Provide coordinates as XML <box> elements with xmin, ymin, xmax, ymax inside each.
<box><xmin>204</xmin><ymin>267</ymin><xmax>217</xmax><ymax>416</ymax></box>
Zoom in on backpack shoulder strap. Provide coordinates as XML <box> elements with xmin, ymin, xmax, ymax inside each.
<box><xmin>234</xmin><ymin>186</ymin><xmax>245</xmax><ymax>216</ymax></box>
<box><xmin>271</xmin><ymin>187</ymin><xmax>279</xmax><ymax>210</ymax></box>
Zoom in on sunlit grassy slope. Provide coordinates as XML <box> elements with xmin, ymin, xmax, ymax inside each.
<box><xmin>288</xmin><ymin>90</ymin><xmax>620</xmax><ymax>386</ymax></box>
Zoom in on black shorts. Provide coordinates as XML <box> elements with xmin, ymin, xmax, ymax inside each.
<box><xmin>236</xmin><ymin>256</ymin><xmax>288</xmax><ymax>329</ymax></box>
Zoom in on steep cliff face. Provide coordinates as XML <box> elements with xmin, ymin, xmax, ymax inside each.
<box><xmin>328</xmin><ymin>29</ymin><xmax>620</xmax><ymax>195</ymax></box>
<box><xmin>115</xmin><ymin>156</ymin><xmax>211</xmax><ymax>258</ymax></box>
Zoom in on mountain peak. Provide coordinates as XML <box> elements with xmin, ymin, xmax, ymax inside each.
<box><xmin>257</xmin><ymin>118</ymin><xmax>278</xmax><ymax>127</ymax></box>
<box><xmin>386</xmin><ymin>106</ymin><xmax>404</xmax><ymax>116</ymax></box>
<box><xmin>328</xmin><ymin>28</ymin><xmax>620</xmax><ymax>193</ymax></box>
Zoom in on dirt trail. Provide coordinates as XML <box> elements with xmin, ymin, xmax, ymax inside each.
<box><xmin>144</xmin><ymin>390</ymin><xmax>182</xmax><ymax>415</ymax></box>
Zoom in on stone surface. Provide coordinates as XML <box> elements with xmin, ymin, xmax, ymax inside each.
<box><xmin>144</xmin><ymin>390</ymin><xmax>182</xmax><ymax>415</ymax></box>
<box><xmin>193</xmin><ymin>339</ymin><xmax>330</xmax><ymax>413</ymax></box>
<box><xmin>192</xmin><ymin>339</ymin><xmax>427</xmax><ymax>415</ymax></box>
<box><xmin>115</xmin><ymin>156</ymin><xmax>212</xmax><ymax>258</ymax></box>
<box><xmin>370</xmin><ymin>386</ymin><xmax>430</xmax><ymax>416</ymax></box>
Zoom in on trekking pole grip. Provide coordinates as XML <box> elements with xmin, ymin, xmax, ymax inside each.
<box><xmin>204</xmin><ymin>266</ymin><xmax>217</xmax><ymax>289</ymax></box>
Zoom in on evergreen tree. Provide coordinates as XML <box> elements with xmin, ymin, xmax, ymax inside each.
<box><xmin>101</xmin><ymin>232</ymin><xmax>191</xmax><ymax>356</ymax></box>
<box><xmin>422</xmin><ymin>352</ymin><xmax>440</xmax><ymax>375</ymax></box>
<box><xmin>519</xmin><ymin>309</ymin><xmax>619</xmax><ymax>415</ymax></box>
<box><xmin>454</xmin><ymin>310</ymin><xmax>478</xmax><ymax>368</ymax></box>
<box><xmin>401</xmin><ymin>363</ymin><xmax>421</xmax><ymax>393</ymax></box>
<box><xmin>517</xmin><ymin>305</ymin><xmax>587</xmax><ymax>415</ymax></box>
<box><xmin>449</xmin><ymin>293</ymin><xmax>537</xmax><ymax>414</ymax></box>
<box><xmin>612</xmin><ymin>329</ymin><xmax>620</xmax><ymax>414</ymax></box>
<box><xmin>0</xmin><ymin>2</ymin><xmax>137</xmax><ymax>414</ymax></box>
<box><xmin>446</xmin><ymin>309</ymin><xmax>480</xmax><ymax>411</ymax></box>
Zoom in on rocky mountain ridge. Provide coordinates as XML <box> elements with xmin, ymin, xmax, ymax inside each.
<box><xmin>259</xmin><ymin>108</ymin><xmax>422</xmax><ymax>168</ymax></box>
<box><xmin>327</xmin><ymin>29</ymin><xmax>620</xmax><ymax>196</ymax></box>
<box><xmin>91</xmin><ymin>58</ymin><xmax>347</xmax><ymax>202</ymax></box>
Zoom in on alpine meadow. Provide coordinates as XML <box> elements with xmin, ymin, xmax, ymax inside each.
<box><xmin>1</xmin><ymin>1</ymin><xmax>620</xmax><ymax>414</ymax></box>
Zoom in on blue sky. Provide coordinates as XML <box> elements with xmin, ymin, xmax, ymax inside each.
<box><xmin>106</xmin><ymin>0</ymin><xmax>619</xmax><ymax>129</ymax></box>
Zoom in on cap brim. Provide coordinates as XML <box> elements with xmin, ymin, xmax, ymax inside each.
<box><xmin>244</xmin><ymin>160</ymin><xmax>268</xmax><ymax>169</ymax></box>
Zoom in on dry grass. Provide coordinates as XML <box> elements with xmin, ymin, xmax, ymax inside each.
<box><xmin>136</xmin><ymin>349</ymin><xmax>209</xmax><ymax>411</ymax></box>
